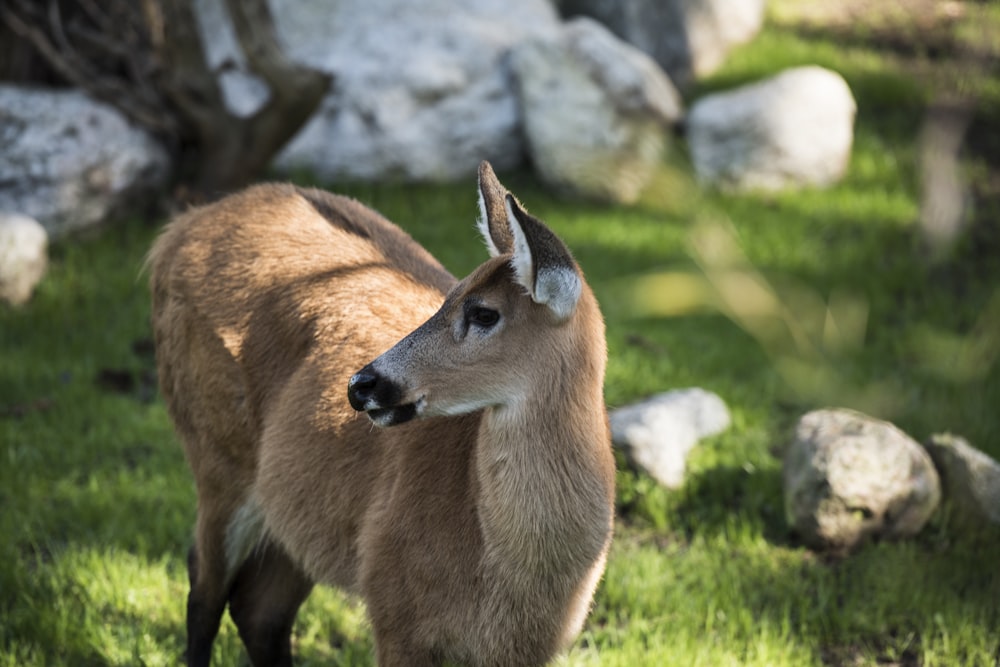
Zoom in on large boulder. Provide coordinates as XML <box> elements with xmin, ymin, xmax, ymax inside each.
<box><xmin>686</xmin><ymin>66</ymin><xmax>857</xmax><ymax>192</ymax></box>
<box><xmin>0</xmin><ymin>213</ymin><xmax>47</xmax><ymax>306</ymax></box>
<box><xmin>923</xmin><ymin>433</ymin><xmax>1000</xmax><ymax>532</ymax></box>
<box><xmin>558</xmin><ymin>0</ymin><xmax>766</xmax><ymax>90</ymax></box>
<box><xmin>0</xmin><ymin>86</ymin><xmax>170</xmax><ymax>238</ymax></box>
<box><xmin>510</xmin><ymin>17</ymin><xmax>683</xmax><ymax>203</ymax></box>
<box><xmin>610</xmin><ymin>388</ymin><xmax>730</xmax><ymax>488</ymax></box>
<box><xmin>783</xmin><ymin>409</ymin><xmax>941</xmax><ymax>553</ymax></box>
<box><xmin>195</xmin><ymin>0</ymin><xmax>561</xmax><ymax>181</ymax></box>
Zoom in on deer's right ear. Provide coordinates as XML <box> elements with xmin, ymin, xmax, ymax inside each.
<box><xmin>476</xmin><ymin>161</ymin><xmax>514</xmax><ymax>257</ymax></box>
<box><xmin>504</xmin><ymin>195</ymin><xmax>582</xmax><ymax>321</ymax></box>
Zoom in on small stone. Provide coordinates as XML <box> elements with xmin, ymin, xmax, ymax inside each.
<box><xmin>0</xmin><ymin>213</ymin><xmax>48</xmax><ymax>306</ymax></box>
<box><xmin>923</xmin><ymin>433</ymin><xmax>1000</xmax><ymax>532</ymax></box>
<box><xmin>610</xmin><ymin>388</ymin><xmax>730</xmax><ymax>488</ymax></box>
<box><xmin>783</xmin><ymin>408</ymin><xmax>940</xmax><ymax>553</ymax></box>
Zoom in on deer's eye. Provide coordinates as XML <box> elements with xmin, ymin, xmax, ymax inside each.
<box><xmin>467</xmin><ymin>306</ymin><xmax>500</xmax><ymax>329</ymax></box>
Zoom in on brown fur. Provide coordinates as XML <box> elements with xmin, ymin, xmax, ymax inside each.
<box><xmin>148</xmin><ymin>163</ymin><xmax>615</xmax><ymax>666</ymax></box>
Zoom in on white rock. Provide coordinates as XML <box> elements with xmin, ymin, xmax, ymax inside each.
<box><xmin>559</xmin><ymin>0</ymin><xmax>765</xmax><ymax>89</ymax></box>
<box><xmin>0</xmin><ymin>213</ymin><xmax>48</xmax><ymax>306</ymax></box>
<box><xmin>783</xmin><ymin>409</ymin><xmax>940</xmax><ymax>552</ymax></box>
<box><xmin>0</xmin><ymin>86</ymin><xmax>170</xmax><ymax>237</ymax></box>
<box><xmin>195</xmin><ymin>0</ymin><xmax>561</xmax><ymax>181</ymax></box>
<box><xmin>924</xmin><ymin>433</ymin><xmax>1000</xmax><ymax>530</ymax></box>
<box><xmin>610</xmin><ymin>388</ymin><xmax>730</xmax><ymax>488</ymax></box>
<box><xmin>684</xmin><ymin>0</ymin><xmax>765</xmax><ymax>77</ymax></box>
<box><xmin>511</xmin><ymin>17</ymin><xmax>683</xmax><ymax>203</ymax></box>
<box><xmin>686</xmin><ymin>66</ymin><xmax>857</xmax><ymax>191</ymax></box>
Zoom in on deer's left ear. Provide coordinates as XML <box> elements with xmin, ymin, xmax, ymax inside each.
<box><xmin>477</xmin><ymin>161</ymin><xmax>513</xmax><ymax>257</ymax></box>
<box><xmin>504</xmin><ymin>194</ymin><xmax>582</xmax><ymax>321</ymax></box>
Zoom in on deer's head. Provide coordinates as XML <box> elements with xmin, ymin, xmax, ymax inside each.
<box><xmin>347</xmin><ymin>161</ymin><xmax>586</xmax><ymax>427</ymax></box>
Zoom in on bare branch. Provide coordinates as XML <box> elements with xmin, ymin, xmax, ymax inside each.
<box><xmin>63</xmin><ymin>19</ymin><xmax>131</xmax><ymax>60</ymax></box>
<box><xmin>1</xmin><ymin>0</ymin><xmax>176</xmax><ymax>134</ymax></box>
<box><xmin>2</xmin><ymin>1</ymin><xmax>92</xmax><ymax>86</ymax></box>
<box><xmin>76</xmin><ymin>0</ymin><xmax>113</xmax><ymax>36</ymax></box>
<box><xmin>45</xmin><ymin>0</ymin><xmax>73</xmax><ymax>56</ymax></box>
<box><xmin>142</xmin><ymin>0</ymin><xmax>165</xmax><ymax>52</ymax></box>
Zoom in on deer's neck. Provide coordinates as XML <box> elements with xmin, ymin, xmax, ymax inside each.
<box><xmin>473</xmin><ymin>366</ymin><xmax>613</xmax><ymax>579</ymax></box>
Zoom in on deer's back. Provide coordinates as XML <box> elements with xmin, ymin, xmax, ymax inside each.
<box><xmin>149</xmin><ymin>183</ymin><xmax>460</xmax><ymax>584</ymax></box>
<box><xmin>151</xmin><ymin>184</ymin><xmax>455</xmax><ymax>415</ymax></box>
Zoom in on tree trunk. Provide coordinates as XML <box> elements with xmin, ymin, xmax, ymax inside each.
<box><xmin>155</xmin><ymin>0</ymin><xmax>331</xmax><ymax>194</ymax></box>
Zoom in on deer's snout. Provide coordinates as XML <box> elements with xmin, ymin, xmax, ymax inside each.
<box><xmin>348</xmin><ymin>364</ymin><xmax>419</xmax><ymax>427</ymax></box>
<box><xmin>348</xmin><ymin>364</ymin><xmax>408</xmax><ymax>410</ymax></box>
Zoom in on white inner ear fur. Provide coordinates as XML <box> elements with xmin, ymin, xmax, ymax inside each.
<box><xmin>504</xmin><ymin>198</ymin><xmax>582</xmax><ymax>321</ymax></box>
<box><xmin>476</xmin><ymin>185</ymin><xmax>502</xmax><ymax>258</ymax></box>
<box><xmin>535</xmin><ymin>266</ymin><xmax>582</xmax><ymax>321</ymax></box>
<box><xmin>503</xmin><ymin>197</ymin><xmax>536</xmax><ymax>297</ymax></box>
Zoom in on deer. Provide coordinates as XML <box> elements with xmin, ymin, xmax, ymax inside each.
<box><xmin>148</xmin><ymin>161</ymin><xmax>616</xmax><ymax>667</ymax></box>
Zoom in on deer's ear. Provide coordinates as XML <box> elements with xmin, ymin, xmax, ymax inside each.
<box><xmin>504</xmin><ymin>194</ymin><xmax>582</xmax><ymax>321</ymax></box>
<box><xmin>476</xmin><ymin>161</ymin><xmax>514</xmax><ymax>257</ymax></box>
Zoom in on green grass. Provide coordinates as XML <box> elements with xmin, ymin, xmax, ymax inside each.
<box><xmin>3</xmin><ymin>8</ymin><xmax>1000</xmax><ymax>667</ymax></box>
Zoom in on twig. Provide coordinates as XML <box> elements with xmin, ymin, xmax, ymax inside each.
<box><xmin>1</xmin><ymin>0</ymin><xmax>176</xmax><ymax>134</ymax></box>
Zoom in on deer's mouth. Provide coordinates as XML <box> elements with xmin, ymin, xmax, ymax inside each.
<box><xmin>364</xmin><ymin>395</ymin><xmax>426</xmax><ymax>427</ymax></box>
<box><xmin>366</xmin><ymin>403</ymin><xmax>417</xmax><ymax>427</ymax></box>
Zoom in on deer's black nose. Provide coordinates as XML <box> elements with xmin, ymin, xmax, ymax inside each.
<box><xmin>348</xmin><ymin>369</ymin><xmax>379</xmax><ymax>411</ymax></box>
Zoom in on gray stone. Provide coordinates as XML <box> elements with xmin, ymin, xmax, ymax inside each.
<box><xmin>686</xmin><ymin>66</ymin><xmax>857</xmax><ymax>192</ymax></box>
<box><xmin>558</xmin><ymin>0</ymin><xmax>765</xmax><ymax>89</ymax></box>
<box><xmin>783</xmin><ymin>409</ymin><xmax>940</xmax><ymax>553</ymax></box>
<box><xmin>195</xmin><ymin>0</ymin><xmax>560</xmax><ymax>181</ymax></box>
<box><xmin>510</xmin><ymin>17</ymin><xmax>683</xmax><ymax>203</ymax></box>
<box><xmin>610</xmin><ymin>388</ymin><xmax>730</xmax><ymax>488</ymax></box>
<box><xmin>924</xmin><ymin>433</ymin><xmax>1000</xmax><ymax>531</ymax></box>
<box><xmin>0</xmin><ymin>85</ymin><xmax>170</xmax><ymax>237</ymax></box>
<box><xmin>0</xmin><ymin>213</ymin><xmax>47</xmax><ymax>306</ymax></box>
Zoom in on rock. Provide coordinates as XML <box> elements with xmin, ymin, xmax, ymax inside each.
<box><xmin>924</xmin><ymin>433</ymin><xmax>1000</xmax><ymax>531</ymax></box>
<box><xmin>610</xmin><ymin>388</ymin><xmax>730</xmax><ymax>488</ymax></box>
<box><xmin>195</xmin><ymin>0</ymin><xmax>560</xmax><ymax>181</ymax></box>
<box><xmin>510</xmin><ymin>17</ymin><xmax>683</xmax><ymax>203</ymax></box>
<box><xmin>783</xmin><ymin>409</ymin><xmax>940</xmax><ymax>553</ymax></box>
<box><xmin>686</xmin><ymin>66</ymin><xmax>857</xmax><ymax>192</ymax></box>
<box><xmin>558</xmin><ymin>0</ymin><xmax>765</xmax><ymax>89</ymax></box>
<box><xmin>0</xmin><ymin>213</ymin><xmax>47</xmax><ymax>306</ymax></box>
<box><xmin>0</xmin><ymin>85</ymin><xmax>170</xmax><ymax>238</ymax></box>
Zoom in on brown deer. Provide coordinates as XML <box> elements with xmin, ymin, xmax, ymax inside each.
<box><xmin>148</xmin><ymin>161</ymin><xmax>615</xmax><ymax>667</ymax></box>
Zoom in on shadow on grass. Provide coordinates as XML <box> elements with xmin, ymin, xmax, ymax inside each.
<box><xmin>672</xmin><ymin>463</ymin><xmax>790</xmax><ymax>546</ymax></box>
